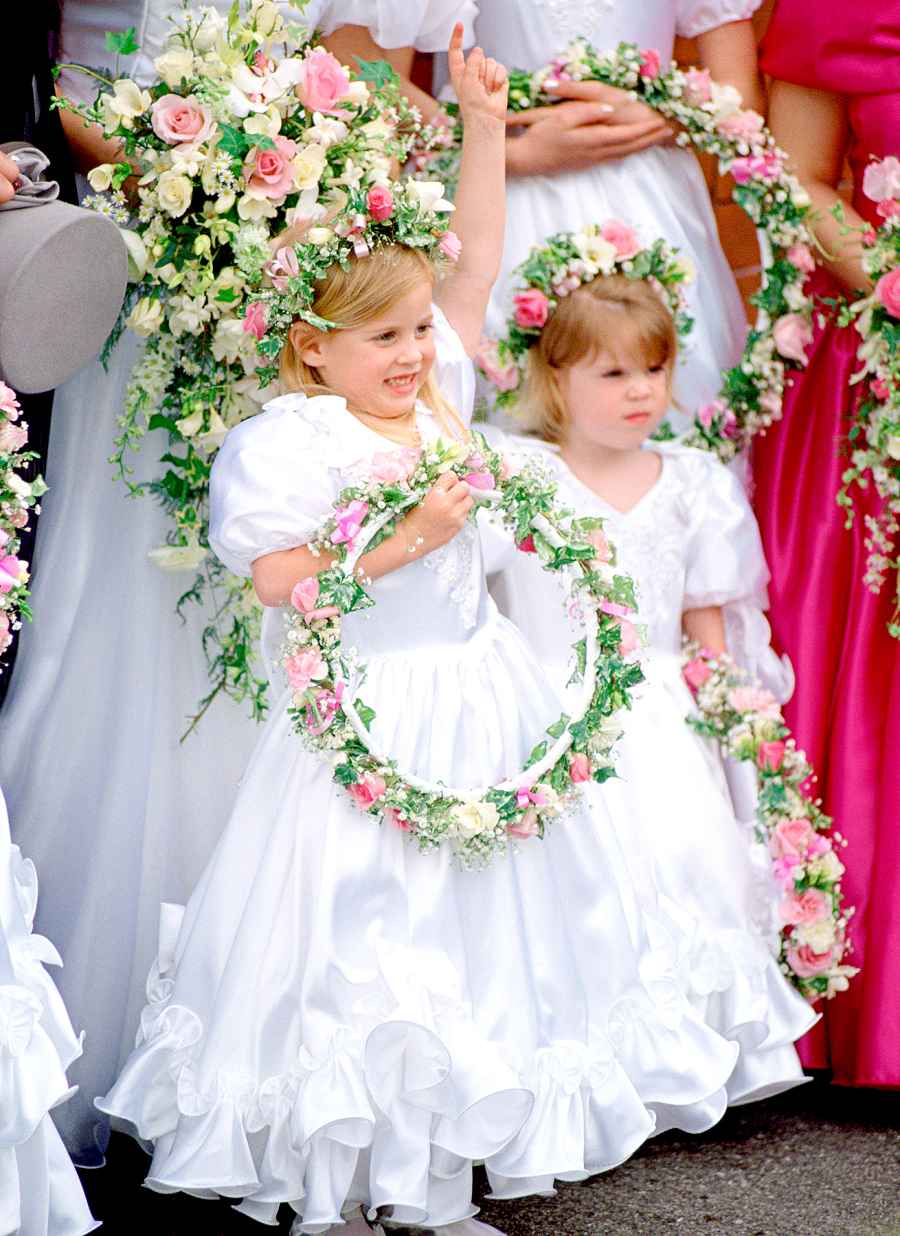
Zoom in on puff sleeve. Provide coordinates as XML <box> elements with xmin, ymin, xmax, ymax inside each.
<box><xmin>675</xmin><ymin>0</ymin><xmax>762</xmax><ymax>38</ymax></box>
<box><xmin>678</xmin><ymin>449</ymin><xmax>793</xmax><ymax>701</ymax></box>
<box><xmin>209</xmin><ymin>398</ymin><xmax>338</xmax><ymax>578</ymax></box>
<box><xmin>308</xmin><ymin>0</ymin><xmax>477</xmax><ymax>50</ymax></box>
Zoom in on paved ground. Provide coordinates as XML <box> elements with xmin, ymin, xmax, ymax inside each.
<box><xmin>80</xmin><ymin>1080</ymin><xmax>900</xmax><ymax>1236</ymax></box>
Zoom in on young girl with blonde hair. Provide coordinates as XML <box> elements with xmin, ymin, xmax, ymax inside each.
<box><xmin>97</xmin><ymin>35</ymin><xmax>741</xmax><ymax>1236</ymax></box>
<box><xmin>482</xmin><ymin>230</ymin><xmax>819</xmax><ymax>1104</ymax></box>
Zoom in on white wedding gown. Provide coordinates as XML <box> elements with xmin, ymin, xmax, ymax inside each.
<box><xmin>438</xmin><ymin>0</ymin><xmax>755</xmax><ymax>430</ymax></box>
<box><xmin>0</xmin><ymin>0</ymin><xmax>475</xmax><ymax>1165</ymax></box>
<box><xmin>97</xmin><ymin>308</ymin><xmax>742</xmax><ymax>1232</ymax></box>
<box><xmin>0</xmin><ymin>788</ymin><xmax>98</xmax><ymax>1236</ymax></box>
<box><xmin>482</xmin><ymin>436</ymin><xmax>818</xmax><ymax>1101</ymax></box>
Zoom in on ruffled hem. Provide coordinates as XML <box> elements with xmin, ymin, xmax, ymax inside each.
<box><xmin>0</xmin><ymin>1119</ymin><xmax>101</xmax><ymax>1236</ymax></box>
<box><xmin>98</xmin><ymin>906</ymin><xmax>738</xmax><ymax>1230</ymax></box>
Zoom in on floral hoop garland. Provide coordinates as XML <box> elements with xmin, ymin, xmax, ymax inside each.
<box><xmin>59</xmin><ymin>1</ymin><xmax>427</xmax><ymax>733</ymax></box>
<box><xmin>0</xmin><ymin>383</ymin><xmax>46</xmax><ymax>671</ymax></box>
<box><xmin>682</xmin><ymin>644</ymin><xmax>858</xmax><ymax>1002</ymax></box>
<box><xmin>836</xmin><ymin>157</ymin><xmax>900</xmax><ymax>637</ymax></box>
<box><xmin>469</xmin><ymin>40</ymin><xmax>819</xmax><ymax>459</ymax></box>
<box><xmin>280</xmin><ymin>432</ymin><xmax>643</xmax><ymax>868</ymax></box>
<box><xmin>476</xmin><ymin>223</ymin><xmax>694</xmax><ymax>405</ymax></box>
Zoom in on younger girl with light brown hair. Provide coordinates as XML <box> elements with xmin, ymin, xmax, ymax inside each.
<box><xmin>484</xmin><ymin>233</ymin><xmax>818</xmax><ymax>1107</ymax></box>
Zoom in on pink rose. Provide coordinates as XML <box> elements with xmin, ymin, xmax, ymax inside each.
<box><xmin>0</xmin><ymin>382</ymin><xmax>20</xmax><ymax>416</ymax></box>
<box><xmin>0</xmin><ymin>611</ymin><xmax>10</xmax><ymax>652</ymax></box>
<box><xmin>600</xmin><ymin>219</ymin><xmax>641</xmax><ymax>259</ymax></box>
<box><xmin>639</xmin><ymin>48</ymin><xmax>661</xmax><ymax>79</ymax></box>
<box><xmin>862</xmin><ymin>155</ymin><xmax>900</xmax><ymax>204</ymax></box>
<box><xmin>285</xmin><ymin>648</ymin><xmax>326</xmax><ymax>692</ymax></box>
<box><xmin>367</xmin><ymin>185</ymin><xmax>394</xmax><ymax>222</ymax></box>
<box><xmin>682</xmin><ymin>67</ymin><xmax>712</xmax><ymax>105</ymax></box>
<box><xmin>0</xmin><ymin>555</ymin><xmax>25</xmax><ymax>594</ymax></box>
<box><xmin>806</xmin><ymin>832</ymin><xmax>831</xmax><ymax>858</ymax></box>
<box><xmin>243</xmin><ymin>301</ymin><xmax>268</xmax><ymax>341</ymax></box>
<box><xmin>476</xmin><ymin>339</ymin><xmax>520</xmax><ymax>392</ymax></box>
<box><xmin>773</xmin><ymin>313</ymin><xmax>813</xmax><ymax>366</ymax></box>
<box><xmin>508</xmin><ymin>808</ymin><xmax>541</xmax><ymax>839</ymax></box>
<box><xmin>368</xmin><ymin>449</ymin><xmax>419</xmax><ymax>485</ymax></box>
<box><xmin>786</xmin><ymin>942</ymin><xmax>835</xmax><ymax>978</ymax></box>
<box><xmin>290</xmin><ymin>577</ymin><xmax>340</xmax><ymax>623</ymax></box>
<box><xmin>730</xmin><ymin>153</ymin><xmax>781</xmax><ymax>185</ymax></box>
<box><xmin>348</xmin><ymin>771</ymin><xmax>387</xmax><ymax>810</ymax></box>
<box><xmin>717</xmin><ymin>110</ymin><xmax>765</xmax><ymax>142</ymax></box>
<box><xmin>876</xmin><ymin>198</ymin><xmax>900</xmax><ymax>220</ymax></box>
<box><xmin>787</xmin><ymin>243</ymin><xmax>816</xmax><ymax>275</ymax></box>
<box><xmin>875</xmin><ymin>269</ymin><xmax>900</xmax><ymax>318</ymax></box>
<box><xmin>757</xmin><ymin>740</ymin><xmax>786</xmax><ymax>772</ymax></box>
<box><xmin>779</xmin><ymin>887</ymin><xmax>831</xmax><ymax>927</ymax></box>
<box><xmin>6</xmin><ymin>509</ymin><xmax>27</xmax><ymax>529</ymax></box>
<box><xmin>697</xmin><ymin>399</ymin><xmax>725</xmax><ymax>429</ymax></box>
<box><xmin>513</xmin><ymin>289</ymin><xmax>550</xmax><ymax>330</ymax></box>
<box><xmin>464</xmin><ymin>470</ymin><xmax>496</xmax><ymax>491</ymax></box>
<box><xmin>330</xmin><ymin>499</ymin><xmax>368</xmax><ymax>548</ymax></box>
<box><xmin>151</xmin><ymin>95</ymin><xmax>214</xmax><ymax>146</ymax></box>
<box><xmin>616</xmin><ymin>619</ymin><xmax>639</xmax><ymax>655</ymax></box>
<box><xmin>759</xmin><ymin>389</ymin><xmax>783</xmax><ymax>417</ymax></box>
<box><xmin>772</xmin><ymin>853</ymin><xmax>803</xmax><ymax>890</ymax></box>
<box><xmin>872</xmin><ymin>377</ymin><xmax>891</xmax><ymax>401</ymax></box>
<box><xmin>384</xmin><ymin>806</ymin><xmax>410</xmax><ymax>831</ymax></box>
<box><xmin>683</xmin><ymin>656</ymin><xmax>713</xmax><ymax>692</ymax></box>
<box><xmin>587</xmin><ymin>528</ymin><xmax>612</xmax><ymax>562</ymax></box>
<box><xmin>438</xmin><ymin>230</ymin><xmax>462</xmax><ymax>261</ymax></box>
<box><xmin>517</xmin><ymin>534</ymin><xmax>536</xmax><ymax>554</ymax></box>
<box><xmin>728</xmin><ymin>685</ymin><xmax>780</xmax><ymax>717</ymax></box>
<box><xmin>0</xmin><ymin>421</ymin><xmax>28</xmax><ymax>453</ymax></box>
<box><xmin>296</xmin><ymin>48</ymin><xmax>350</xmax><ymax>114</ymax></box>
<box><xmin>770</xmin><ymin>817</ymin><xmax>814</xmax><ymax>858</ymax></box>
<box><xmin>569</xmin><ymin>753</ymin><xmax>591</xmax><ymax>783</ymax></box>
<box><xmin>246</xmin><ymin>135</ymin><xmax>299</xmax><ymax>201</ymax></box>
<box><xmin>305</xmin><ymin>683</ymin><xmax>344</xmax><ymax>735</ymax></box>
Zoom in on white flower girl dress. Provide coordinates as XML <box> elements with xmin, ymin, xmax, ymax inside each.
<box><xmin>97</xmin><ymin>309</ymin><xmax>741</xmax><ymax>1232</ymax></box>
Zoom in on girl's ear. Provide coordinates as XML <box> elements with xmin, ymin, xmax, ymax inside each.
<box><xmin>289</xmin><ymin>321</ymin><xmax>326</xmax><ymax>368</ymax></box>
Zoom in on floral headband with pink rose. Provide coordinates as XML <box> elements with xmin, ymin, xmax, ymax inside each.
<box><xmin>242</xmin><ymin>179</ymin><xmax>461</xmax><ymax>387</ymax></box>
<box><xmin>477</xmin><ymin>222</ymin><xmax>695</xmax><ymax>412</ymax></box>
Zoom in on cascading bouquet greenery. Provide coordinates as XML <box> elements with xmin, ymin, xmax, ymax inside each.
<box><xmin>0</xmin><ymin>384</ymin><xmax>45</xmax><ymax>672</ymax></box>
<box><xmin>55</xmin><ymin>0</ymin><xmax>425</xmax><ymax>733</ymax></box>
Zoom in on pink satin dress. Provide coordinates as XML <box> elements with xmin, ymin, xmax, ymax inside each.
<box><xmin>752</xmin><ymin>0</ymin><xmax>900</xmax><ymax>1088</ymax></box>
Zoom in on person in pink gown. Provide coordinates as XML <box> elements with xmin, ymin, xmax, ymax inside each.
<box><xmin>752</xmin><ymin>0</ymin><xmax>900</xmax><ymax>1087</ymax></box>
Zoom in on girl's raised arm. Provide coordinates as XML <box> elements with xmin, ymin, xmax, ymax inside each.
<box><xmin>434</xmin><ymin>24</ymin><xmax>508</xmax><ymax>356</ymax></box>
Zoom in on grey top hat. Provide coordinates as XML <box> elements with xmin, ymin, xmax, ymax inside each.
<box><xmin>0</xmin><ymin>143</ymin><xmax>128</xmax><ymax>394</ymax></box>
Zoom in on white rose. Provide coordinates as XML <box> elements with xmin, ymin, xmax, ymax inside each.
<box><xmin>293</xmin><ymin>143</ymin><xmax>327</xmax><ymax>191</ymax></box>
<box><xmin>126</xmin><ymin>297</ymin><xmax>164</xmax><ymax>337</ymax></box>
<box><xmin>148</xmin><ymin>541</ymin><xmax>208</xmax><ymax>571</ymax></box>
<box><xmin>154</xmin><ymin>46</ymin><xmax>195</xmax><ymax>88</ymax></box>
<box><xmin>710</xmin><ymin>82</ymin><xmax>743</xmax><ymax>121</ymax></box>
<box><xmin>796</xmin><ymin>917</ymin><xmax>836</xmax><ymax>953</ymax></box>
<box><xmin>192</xmin><ymin>6</ymin><xmax>228</xmax><ymax>51</ymax></box>
<box><xmin>87</xmin><ymin>163</ymin><xmax>116</xmax><ymax>192</ymax></box>
<box><xmin>886</xmin><ymin>436</ymin><xmax>900</xmax><ymax>461</ymax></box>
<box><xmin>451</xmin><ymin>800</ymin><xmax>500</xmax><ymax>840</ymax></box>
<box><xmin>120</xmin><ymin>229</ymin><xmax>148</xmax><ymax>281</ymax></box>
<box><xmin>101</xmin><ymin>79</ymin><xmax>152</xmax><ymax>130</ymax></box>
<box><xmin>156</xmin><ymin>170</ymin><xmax>194</xmax><ymax>217</ymax></box>
<box><xmin>406</xmin><ymin>180</ymin><xmax>455</xmax><ymax>214</ymax></box>
<box><xmin>784</xmin><ymin>281</ymin><xmax>809</xmax><ymax>311</ymax></box>
<box><xmin>307</xmin><ymin>226</ymin><xmax>335</xmax><ymax>245</ymax></box>
<box><xmin>808</xmin><ymin>850</ymin><xmax>846</xmax><ymax>882</ymax></box>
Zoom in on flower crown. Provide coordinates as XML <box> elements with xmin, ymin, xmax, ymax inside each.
<box><xmin>478</xmin><ymin>222</ymin><xmax>695</xmax><ymax>410</ymax></box>
<box><xmin>243</xmin><ymin>180</ymin><xmax>461</xmax><ymax>386</ymax></box>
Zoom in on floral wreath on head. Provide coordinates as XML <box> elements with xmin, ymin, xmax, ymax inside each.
<box><xmin>418</xmin><ymin>39</ymin><xmax>819</xmax><ymax>458</ymax></box>
<box><xmin>477</xmin><ymin>222</ymin><xmax>694</xmax><ymax>411</ymax></box>
<box><xmin>242</xmin><ymin>179</ymin><xmax>461</xmax><ymax>386</ymax></box>
<box><xmin>279</xmin><ymin>431</ymin><xmax>644</xmax><ymax>869</ymax></box>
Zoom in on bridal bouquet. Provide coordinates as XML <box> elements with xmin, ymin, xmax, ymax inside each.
<box><xmin>57</xmin><ymin>1</ymin><xmax>422</xmax><ymax>731</ymax></box>
<box><xmin>837</xmin><ymin>157</ymin><xmax>900</xmax><ymax>638</ymax></box>
<box><xmin>0</xmin><ymin>384</ymin><xmax>45</xmax><ymax>671</ymax></box>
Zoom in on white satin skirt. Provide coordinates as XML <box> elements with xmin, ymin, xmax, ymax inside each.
<box><xmin>98</xmin><ymin>612</ymin><xmax>742</xmax><ymax>1231</ymax></box>
<box><xmin>0</xmin><ymin>334</ymin><xmax>260</xmax><ymax>1160</ymax></box>
<box><xmin>1</xmin><ymin>789</ymin><xmax>98</xmax><ymax>1236</ymax></box>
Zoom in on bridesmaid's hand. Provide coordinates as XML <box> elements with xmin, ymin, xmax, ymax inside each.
<box><xmin>506</xmin><ymin>80</ymin><xmax>672</xmax><ymax>177</ymax></box>
<box><xmin>448</xmin><ymin>22</ymin><xmax>509</xmax><ymax>128</ymax></box>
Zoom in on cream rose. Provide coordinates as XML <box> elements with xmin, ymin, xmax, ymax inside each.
<box><xmin>306</xmin><ymin>226</ymin><xmax>335</xmax><ymax>245</ymax></box>
<box><xmin>293</xmin><ymin>143</ymin><xmax>327</xmax><ymax>192</ymax></box>
<box><xmin>451</xmin><ymin>800</ymin><xmax>500</xmax><ymax>840</ymax></box>
<box><xmin>154</xmin><ymin>46</ymin><xmax>195</xmax><ymax>89</ymax></box>
<box><xmin>574</xmin><ymin>230</ymin><xmax>618</xmax><ymax>274</ymax></box>
<box><xmin>796</xmin><ymin>918</ymin><xmax>836</xmax><ymax>954</ymax></box>
<box><xmin>87</xmin><ymin>163</ymin><xmax>116</xmax><ymax>192</ymax></box>
<box><xmin>156</xmin><ymin>170</ymin><xmax>194</xmax><ymax>217</ymax></box>
<box><xmin>127</xmin><ymin>297</ymin><xmax>164</xmax><ymax>337</ymax></box>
